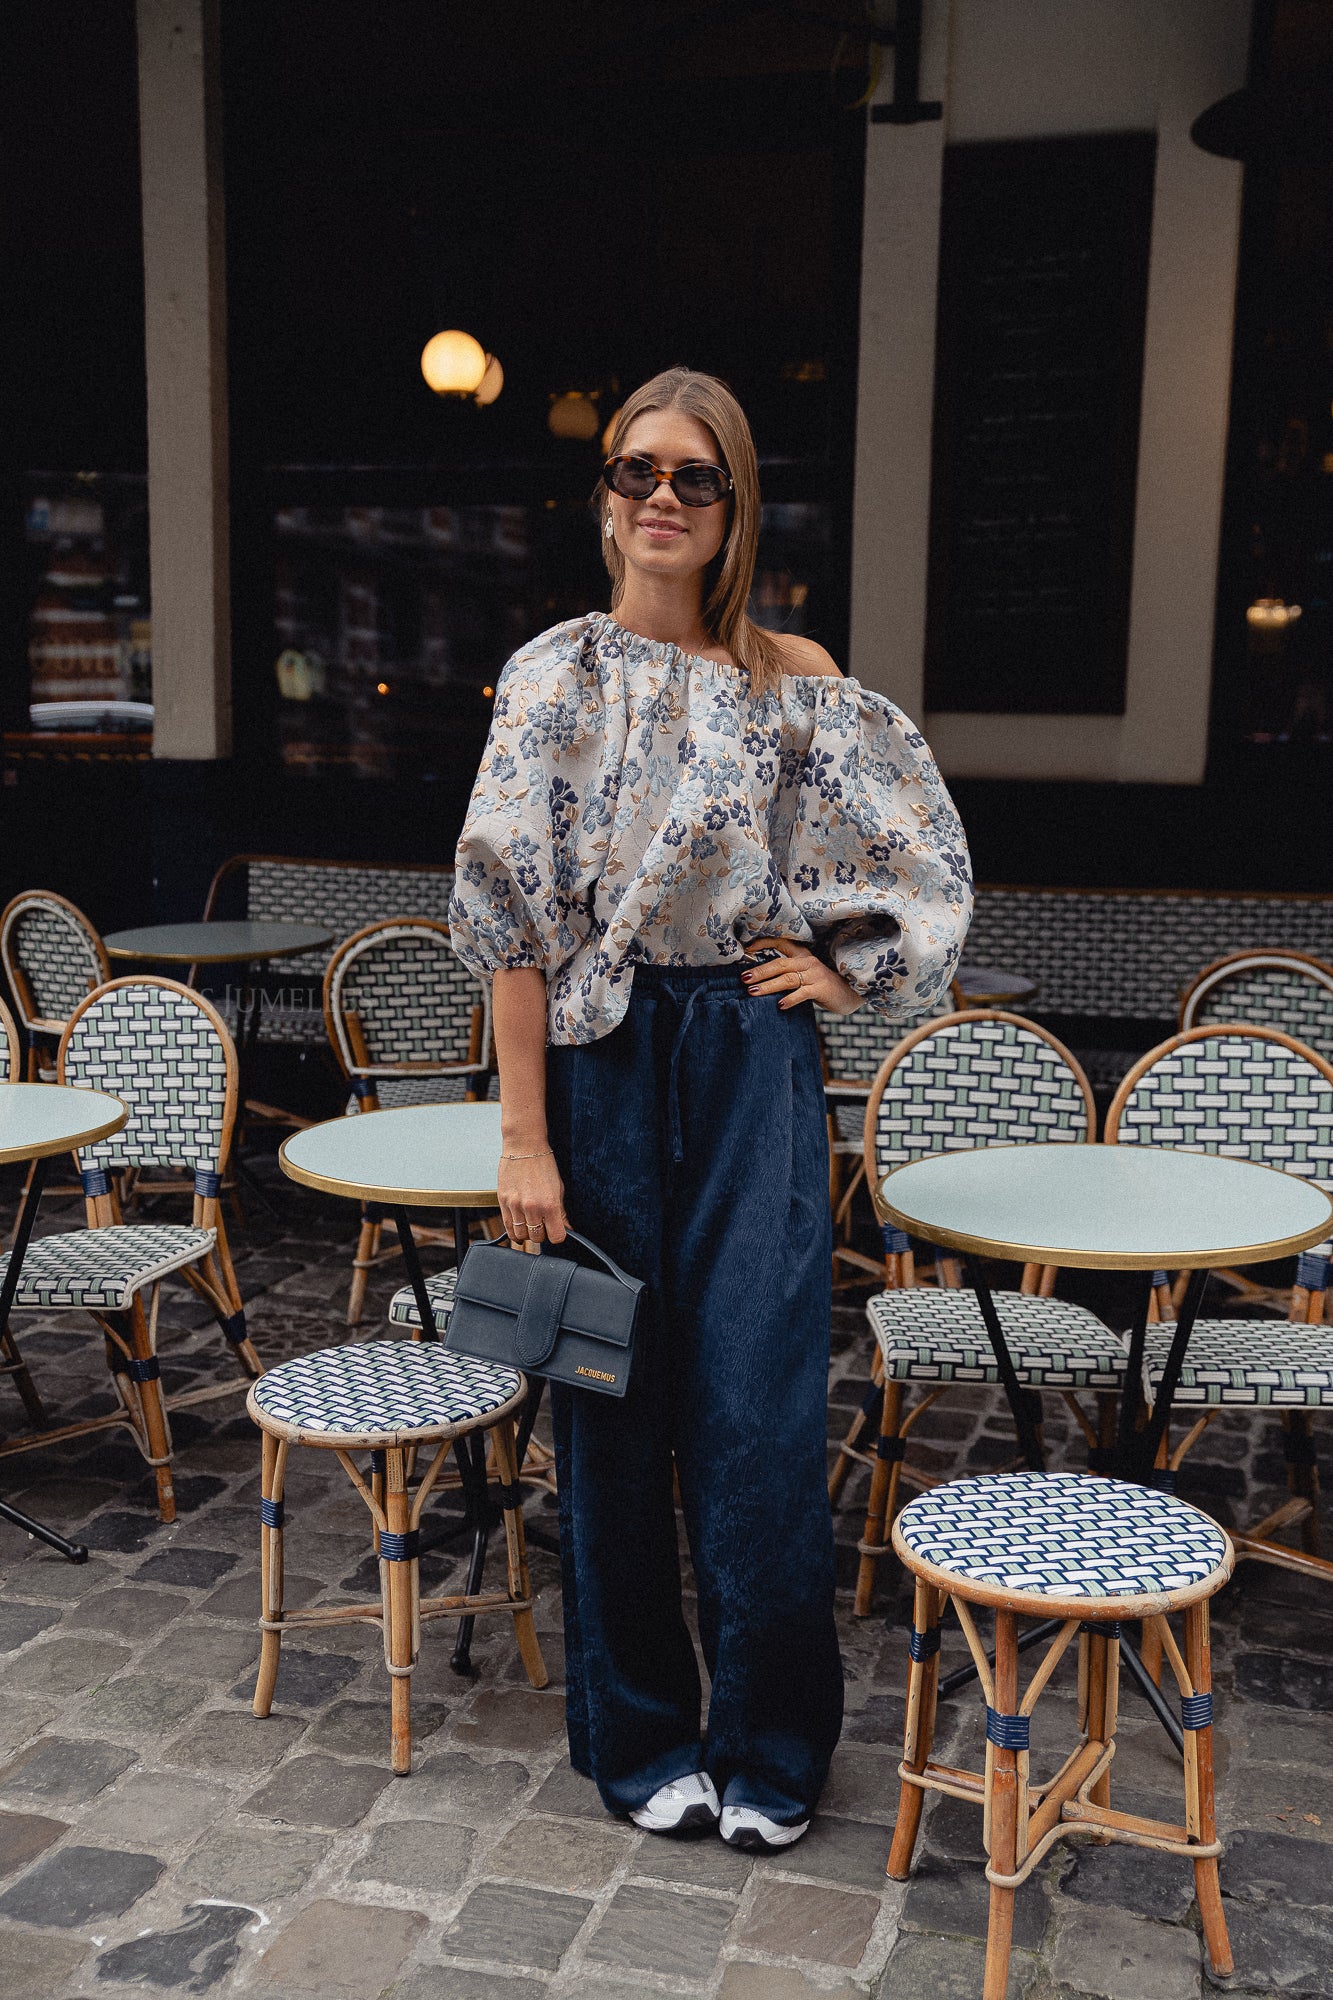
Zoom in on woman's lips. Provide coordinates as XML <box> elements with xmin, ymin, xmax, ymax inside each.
<box><xmin>637</xmin><ymin>519</ymin><xmax>685</xmax><ymax>541</ymax></box>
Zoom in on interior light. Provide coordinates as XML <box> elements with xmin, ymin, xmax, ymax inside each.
<box><xmin>377</xmin><ymin>681</ymin><xmax>390</xmax><ymax>694</ymax></box>
<box><xmin>474</xmin><ymin>353</ymin><xmax>504</xmax><ymax>406</ymax></box>
<box><xmin>421</xmin><ymin>330</ymin><xmax>488</xmax><ymax>396</ymax></box>
<box><xmin>548</xmin><ymin>391</ymin><xmax>600</xmax><ymax>441</ymax></box>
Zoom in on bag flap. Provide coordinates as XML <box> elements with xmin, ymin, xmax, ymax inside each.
<box><xmin>455</xmin><ymin>1241</ymin><xmax>640</xmax><ymax>1352</ymax></box>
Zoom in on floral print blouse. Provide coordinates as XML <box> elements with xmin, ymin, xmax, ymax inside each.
<box><xmin>449</xmin><ymin>612</ymin><xmax>972</xmax><ymax>1045</ymax></box>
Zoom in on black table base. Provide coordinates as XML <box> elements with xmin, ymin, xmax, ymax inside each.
<box><xmin>1</xmin><ymin>1157</ymin><xmax>89</xmax><ymax>1563</ymax></box>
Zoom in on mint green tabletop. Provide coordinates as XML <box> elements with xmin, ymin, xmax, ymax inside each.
<box><xmin>953</xmin><ymin>964</ymin><xmax>1039</xmax><ymax>1005</ymax></box>
<box><xmin>279</xmin><ymin>1103</ymin><xmax>503</xmax><ymax>1206</ymax></box>
<box><xmin>104</xmin><ymin>921</ymin><xmax>333</xmax><ymax>964</ymax></box>
<box><xmin>0</xmin><ymin>1084</ymin><xmax>127</xmax><ymax>1166</ymax></box>
<box><xmin>878</xmin><ymin>1143</ymin><xmax>1333</xmax><ymax>1270</ymax></box>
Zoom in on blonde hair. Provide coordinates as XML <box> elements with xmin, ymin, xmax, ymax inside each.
<box><xmin>593</xmin><ymin>367</ymin><xmax>789</xmax><ymax>695</ymax></box>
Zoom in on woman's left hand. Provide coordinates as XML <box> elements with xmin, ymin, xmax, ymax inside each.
<box><xmin>741</xmin><ymin>938</ymin><xmax>862</xmax><ymax>1014</ymax></box>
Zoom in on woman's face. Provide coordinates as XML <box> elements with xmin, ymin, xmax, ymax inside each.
<box><xmin>608</xmin><ymin>408</ymin><xmax>730</xmax><ymax>586</ymax></box>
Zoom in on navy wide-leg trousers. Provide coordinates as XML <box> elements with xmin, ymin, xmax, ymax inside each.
<box><xmin>545</xmin><ymin>963</ymin><xmax>844</xmax><ymax>1823</ymax></box>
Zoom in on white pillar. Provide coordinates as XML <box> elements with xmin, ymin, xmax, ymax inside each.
<box><xmin>137</xmin><ymin>0</ymin><xmax>231</xmax><ymax>759</ymax></box>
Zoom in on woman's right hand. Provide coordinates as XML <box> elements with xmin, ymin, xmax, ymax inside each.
<box><xmin>498</xmin><ymin>1147</ymin><xmax>568</xmax><ymax>1252</ymax></box>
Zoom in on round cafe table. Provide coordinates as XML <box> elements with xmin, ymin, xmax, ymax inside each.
<box><xmin>278</xmin><ymin>1101</ymin><xmax>528</xmax><ymax>1673</ymax></box>
<box><xmin>878</xmin><ymin>1142</ymin><xmax>1333</xmax><ymax>1745</ymax></box>
<box><xmin>1</xmin><ymin>1083</ymin><xmax>127</xmax><ymax>1561</ymax></box>
<box><xmin>952</xmin><ymin>964</ymin><xmax>1039</xmax><ymax>1009</ymax></box>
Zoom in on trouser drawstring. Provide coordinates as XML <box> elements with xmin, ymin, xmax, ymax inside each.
<box><xmin>666</xmin><ymin>984</ymin><xmax>705</xmax><ymax>1166</ymax></box>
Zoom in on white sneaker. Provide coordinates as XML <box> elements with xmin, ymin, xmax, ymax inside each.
<box><xmin>719</xmin><ymin>1804</ymin><xmax>810</xmax><ymax>1852</ymax></box>
<box><xmin>629</xmin><ymin>1772</ymin><xmax>721</xmax><ymax>1836</ymax></box>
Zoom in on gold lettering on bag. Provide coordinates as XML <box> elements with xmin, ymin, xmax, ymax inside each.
<box><xmin>575</xmin><ymin>1366</ymin><xmax>616</xmax><ymax>1383</ymax></box>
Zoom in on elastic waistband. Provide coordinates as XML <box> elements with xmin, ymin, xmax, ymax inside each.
<box><xmin>631</xmin><ymin>960</ymin><xmax>746</xmax><ymax>988</ymax></box>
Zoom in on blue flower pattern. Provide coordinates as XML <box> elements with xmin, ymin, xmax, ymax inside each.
<box><xmin>449</xmin><ymin>613</ymin><xmax>972</xmax><ymax>1045</ymax></box>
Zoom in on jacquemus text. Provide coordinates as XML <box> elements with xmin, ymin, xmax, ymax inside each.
<box><xmin>576</xmin><ymin>1366</ymin><xmax>616</xmax><ymax>1384</ymax></box>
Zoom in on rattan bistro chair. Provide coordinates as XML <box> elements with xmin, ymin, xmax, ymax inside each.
<box><xmin>846</xmin><ymin>1013</ymin><xmax>1128</xmax><ymax>1615</ymax></box>
<box><xmin>0</xmin><ymin>994</ymin><xmax>19</xmax><ymax>1082</ymax></box>
<box><xmin>323</xmin><ymin>919</ymin><xmax>493</xmax><ymax>1324</ymax></box>
<box><xmin>1181</xmin><ymin>948</ymin><xmax>1333</xmax><ymax>1063</ymax></box>
<box><xmin>0</xmin><ymin>979</ymin><xmax>259</xmax><ymax>1523</ymax></box>
<box><xmin>887</xmin><ymin>1472</ymin><xmax>1234</xmax><ymax>2000</ymax></box>
<box><xmin>1105</xmin><ymin>1026</ymin><xmax>1333</xmax><ymax>1583</ymax></box>
<box><xmin>0</xmin><ymin>891</ymin><xmax>110</xmax><ymax>1080</ymax></box>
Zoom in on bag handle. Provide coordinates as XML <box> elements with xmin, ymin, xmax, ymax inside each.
<box><xmin>492</xmin><ymin>1226</ymin><xmax>640</xmax><ymax>1292</ymax></box>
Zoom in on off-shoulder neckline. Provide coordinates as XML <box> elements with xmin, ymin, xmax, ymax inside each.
<box><xmin>593</xmin><ymin>612</ymin><xmax>852</xmax><ymax>689</ymax></box>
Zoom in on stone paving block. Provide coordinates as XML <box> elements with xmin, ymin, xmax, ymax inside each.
<box><xmin>389</xmin><ymin>1751</ymin><xmax>532</xmax><ymax>1823</ymax></box>
<box><xmin>923</xmin><ymin>1792</ymin><xmax>987</xmax><ymax>1861</ymax></box>
<box><xmin>133</xmin><ymin>1544</ymin><xmax>239</xmax><ymax>1589</ymax></box>
<box><xmin>818</xmin><ymin>1742</ymin><xmax>899</xmax><ymax>1825</ymax></box>
<box><xmin>448</xmin><ymin>1686</ymin><xmax>568</xmax><ymax>1751</ymax></box>
<box><xmin>1051</xmin><ymin>1899</ymin><xmax>1202</xmax><ymax>2000</ymax></box>
<box><xmin>485</xmin><ymin>1814</ymin><xmax>633</xmax><ymax>1892</ymax></box>
<box><xmin>255</xmin><ymin>1897</ymin><xmax>427</xmax><ymax>1997</ymax></box>
<box><xmin>0</xmin><ymin>1633</ymin><xmax>130</xmax><ymax>1695</ymax></box>
<box><xmin>1222</xmin><ymin>1825</ymin><xmax>1333</xmax><ymax>1907</ymax></box>
<box><xmin>0</xmin><ymin>1733</ymin><xmax>136</xmax><ymax>1806</ymax></box>
<box><xmin>138</xmin><ymin>1618</ymin><xmax>261</xmax><ymax>1681</ymax></box>
<box><xmin>1234</xmin><ymin>1652</ymin><xmax>1333</xmax><ymax>1713</ymax></box>
<box><xmin>349</xmin><ymin>1818</ymin><xmax>473</xmax><ymax>1894</ymax></box>
<box><xmin>631</xmin><ymin>1830</ymin><xmax>753</xmax><ymax>1890</ymax></box>
<box><xmin>78</xmin><ymin>1670</ymin><xmax>209</xmax><ymax>1738</ymax></box>
<box><xmin>77</xmin><ymin>1768</ymin><xmax>230</xmax><ymax>1851</ymax></box>
<box><xmin>0</xmin><ymin>1553</ymin><xmax>118</xmax><ymax>1602</ymax></box>
<box><xmin>231</xmin><ymin>1646</ymin><xmax>364</xmax><ymax>1708</ymax></box>
<box><xmin>874</xmin><ymin>1934</ymin><xmax>1039</xmax><ymax>1998</ymax></box>
<box><xmin>899</xmin><ymin>1851</ymin><xmax>1048</xmax><ymax>1952</ymax></box>
<box><xmin>584</xmin><ymin>1881</ymin><xmax>737</xmax><ymax>1979</ymax></box>
<box><xmin>720</xmin><ymin>1966</ymin><xmax>865</xmax><ymax>2000</ymax></box>
<box><xmin>244</xmin><ymin>1751</ymin><xmax>392</xmax><ymax>1830</ymax></box>
<box><xmin>732</xmin><ymin>1878</ymin><xmax>881</xmax><ymax>1968</ymax></box>
<box><xmin>0</xmin><ymin>1694</ymin><xmax>62</xmax><ymax>1757</ymax></box>
<box><xmin>94</xmin><ymin>1902</ymin><xmax>257</xmax><ymax>1990</ymax></box>
<box><xmin>0</xmin><ymin>1806</ymin><xmax>68</xmax><ymax>1878</ymax></box>
<box><xmin>307</xmin><ymin>1697</ymin><xmax>449</xmax><ymax>1759</ymax></box>
<box><xmin>78</xmin><ymin>1510</ymin><xmax>162</xmax><ymax>1553</ymax></box>
<box><xmin>1214</xmin><ymin>1901</ymin><xmax>1333</xmax><ymax>1996</ymax></box>
<box><xmin>178</xmin><ymin>1820</ymin><xmax>333</xmax><ymax>1902</ymax></box>
<box><xmin>0</xmin><ymin>1600</ymin><xmax>62</xmax><ymax>1651</ymax></box>
<box><xmin>527</xmin><ymin>1760</ymin><xmax>606</xmax><ymax>1820</ymax></box>
<box><xmin>1236</xmin><ymin>1704</ymin><xmax>1333</xmax><ymax>1772</ymax></box>
<box><xmin>396</xmin><ymin>1970</ymin><xmax>547</xmax><ymax>2000</ymax></box>
<box><xmin>1059</xmin><ymin>1837</ymin><xmax>1198</xmax><ymax>1922</ymax></box>
<box><xmin>1220</xmin><ymin>1760</ymin><xmax>1333</xmax><ymax>1842</ymax></box>
<box><xmin>842</xmin><ymin>1693</ymin><xmax>908</xmax><ymax>1745</ymax></box>
<box><xmin>198</xmin><ymin>1568</ymin><xmax>323</xmax><ymax>1621</ymax></box>
<box><xmin>756</xmin><ymin>1811</ymin><xmax>893</xmax><ymax>1892</ymax></box>
<box><xmin>444</xmin><ymin>1880</ymin><xmax>593</xmax><ymax>1971</ymax></box>
<box><xmin>0</xmin><ymin>1923</ymin><xmax>91</xmax><ymax>2000</ymax></box>
<box><xmin>65</xmin><ymin>1585</ymin><xmax>184</xmax><ymax>1640</ymax></box>
<box><xmin>0</xmin><ymin>1840</ymin><xmax>164</xmax><ymax>1925</ymax></box>
<box><xmin>164</xmin><ymin>1709</ymin><xmax>306</xmax><ymax>1772</ymax></box>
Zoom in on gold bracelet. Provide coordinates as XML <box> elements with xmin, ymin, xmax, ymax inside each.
<box><xmin>500</xmin><ymin>1146</ymin><xmax>554</xmax><ymax>1161</ymax></box>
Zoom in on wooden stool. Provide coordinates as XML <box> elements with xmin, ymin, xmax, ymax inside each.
<box><xmin>247</xmin><ymin>1341</ymin><xmax>548</xmax><ymax>1774</ymax></box>
<box><xmin>886</xmin><ymin>1471</ymin><xmax>1234</xmax><ymax>2000</ymax></box>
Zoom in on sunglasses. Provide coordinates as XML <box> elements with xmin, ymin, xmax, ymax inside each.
<box><xmin>603</xmin><ymin>454</ymin><xmax>733</xmax><ymax>509</ymax></box>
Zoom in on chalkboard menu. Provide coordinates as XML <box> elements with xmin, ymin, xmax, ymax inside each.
<box><xmin>924</xmin><ymin>132</ymin><xmax>1156</xmax><ymax>715</ymax></box>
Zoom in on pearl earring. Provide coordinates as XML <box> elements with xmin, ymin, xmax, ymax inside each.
<box><xmin>604</xmin><ymin>515</ymin><xmax>614</xmax><ymax>539</ymax></box>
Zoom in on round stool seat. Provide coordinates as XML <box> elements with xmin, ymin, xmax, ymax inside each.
<box><xmin>248</xmin><ymin>1340</ymin><xmax>524</xmax><ymax>1447</ymax></box>
<box><xmin>893</xmin><ymin>1472</ymin><xmax>1233</xmax><ymax>1617</ymax></box>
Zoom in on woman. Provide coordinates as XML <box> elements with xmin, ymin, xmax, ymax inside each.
<box><xmin>450</xmin><ymin>367</ymin><xmax>971</xmax><ymax>1851</ymax></box>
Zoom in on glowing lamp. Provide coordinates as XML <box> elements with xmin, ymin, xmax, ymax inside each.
<box><xmin>1246</xmin><ymin>598</ymin><xmax>1302</xmax><ymax>631</ymax></box>
<box><xmin>473</xmin><ymin>353</ymin><xmax>504</xmax><ymax>406</ymax></box>
<box><xmin>421</xmin><ymin>330</ymin><xmax>488</xmax><ymax>396</ymax></box>
<box><xmin>601</xmin><ymin>407</ymin><xmax>623</xmax><ymax>455</ymax></box>
<box><xmin>548</xmin><ymin>391</ymin><xmax>600</xmax><ymax>441</ymax></box>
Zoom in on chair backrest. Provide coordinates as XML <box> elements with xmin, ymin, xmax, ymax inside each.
<box><xmin>817</xmin><ymin>997</ymin><xmax>951</xmax><ymax>1094</ymax></box>
<box><xmin>205</xmin><ymin>853</ymin><xmax>456</xmax><ymax>983</ymax></box>
<box><xmin>323</xmin><ymin>919</ymin><xmax>490</xmax><ymax>1083</ymax></box>
<box><xmin>0</xmin><ymin>995</ymin><xmax>19</xmax><ymax>1082</ymax></box>
<box><xmin>58</xmin><ymin>978</ymin><xmax>237</xmax><ymax>1174</ymax></box>
<box><xmin>0</xmin><ymin>891</ymin><xmax>110</xmax><ymax>1037</ymax></box>
<box><xmin>1104</xmin><ymin>1025</ymin><xmax>1333</xmax><ymax>1191</ymax></box>
<box><xmin>864</xmin><ymin>1010</ymin><xmax>1096</xmax><ymax>1195</ymax></box>
<box><xmin>1179</xmin><ymin>951</ymin><xmax>1333</xmax><ymax>1068</ymax></box>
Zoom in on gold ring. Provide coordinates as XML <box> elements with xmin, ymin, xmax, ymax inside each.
<box><xmin>794</xmin><ymin>968</ymin><xmax>806</xmax><ymax>987</ymax></box>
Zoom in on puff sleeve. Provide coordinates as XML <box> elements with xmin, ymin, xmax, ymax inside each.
<box><xmin>448</xmin><ymin>622</ymin><xmax>613</xmax><ymax>981</ymax></box>
<box><xmin>784</xmin><ymin>681</ymin><xmax>972</xmax><ymax>1017</ymax></box>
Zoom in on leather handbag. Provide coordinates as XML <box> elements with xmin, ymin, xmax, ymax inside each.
<box><xmin>443</xmin><ymin>1228</ymin><xmax>644</xmax><ymax>1398</ymax></box>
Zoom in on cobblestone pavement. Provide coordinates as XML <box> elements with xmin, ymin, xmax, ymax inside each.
<box><xmin>1</xmin><ymin>1160</ymin><xmax>1331</xmax><ymax>1999</ymax></box>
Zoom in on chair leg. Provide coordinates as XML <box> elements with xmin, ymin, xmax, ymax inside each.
<box><xmin>855</xmin><ymin>1379</ymin><xmax>904</xmax><ymax>1617</ymax></box>
<box><xmin>493</xmin><ymin>1415</ymin><xmax>549</xmax><ymax>1690</ymax></box>
<box><xmin>1083</xmin><ymin>1622</ymin><xmax>1119</xmax><ymax>1812</ymax></box>
<box><xmin>383</xmin><ymin>1448</ymin><xmax>415</xmax><ymax>1775</ymax></box>
<box><xmin>1139</xmin><ymin>1616</ymin><xmax>1164</xmax><ymax>1687</ymax></box>
<box><xmin>127</xmin><ymin>1294</ymin><xmax>175</xmax><ymax>1523</ymax></box>
<box><xmin>983</xmin><ymin>1610</ymin><xmax>1020</xmax><ymax>2000</ymax></box>
<box><xmin>0</xmin><ymin>1321</ymin><xmax>48</xmax><ymax>1429</ymax></box>
<box><xmin>829</xmin><ymin>1348</ymin><xmax>884</xmax><ymax>1507</ymax></box>
<box><xmin>1183</xmin><ymin>1603</ymin><xmax>1233</xmax><ymax>1978</ymax></box>
<box><xmin>348</xmin><ymin>1208</ymin><xmax>381</xmax><ymax>1327</ymax></box>
<box><xmin>253</xmin><ymin>1431</ymin><xmax>289</xmax><ymax>1718</ymax></box>
<box><xmin>887</xmin><ymin>1580</ymin><xmax>942</xmax><ymax>1880</ymax></box>
<box><xmin>1284</xmin><ymin>1411</ymin><xmax>1321</xmax><ymax>1556</ymax></box>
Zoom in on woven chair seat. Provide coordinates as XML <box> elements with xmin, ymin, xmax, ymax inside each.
<box><xmin>388</xmin><ymin>1268</ymin><xmax>459</xmax><ymax>1335</ymax></box>
<box><xmin>250</xmin><ymin>1338</ymin><xmax>518</xmax><ymax>1442</ymax></box>
<box><xmin>895</xmin><ymin>1471</ymin><xmax>1231</xmax><ymax>1604</ymax></box>
<box><xmin>868</xmin><ymin>1289</ymin><xmax>1125</xmax><ymax>1389</ymax></box>
<box><xmin>346</xmin><ymin>1075</ymin><xmax>479</xmax><ymax>1116</ymax></box>
<box><xmin>0</xmin><ymin>1224</ymin><xmax>216</xmax><ymax>1310</ymax></box>
<box><xmin>1145</xmin><ymin>1321</ymin><xmax>1333</xmax><ymax>1408</ymax></box>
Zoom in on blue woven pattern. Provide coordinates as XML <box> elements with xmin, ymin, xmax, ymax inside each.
<box><xmin>1</xmin><ymin>895</ymin><xmax>104</xmax><ymax>1031</ymax></box>
<box><xmin>251</xmin><ymin>1338</ymin><xmax>518</xmax><ymax>1437</ymax></box>
<box><xmin>818</xmin><ymin>1002</ymin><xmax>947</xmax><ymax>1095</ymax></box>
<box><xmin>867</xmin><ymin>1290</ymin><xmax>1125</xmax><ymax>1387</ymax></box>
<box><xmin>388</xmin><ymin>1268</ymin><xmax>458</xmax><ymax>1334</ymax></box>
<box><xmin>63</xmin><ymin>985</ymin><xmax>230</xmax><ymax>1171</ymax></box>
<box><xmin>895</xmin><ymin>1471</ymin><xmax>1229</xmax><ymax>1599</ymax></box>
<box><xmin>1144</xmin><ymin>1321</ymin><xmax>1333</xmax><ymax>1408</ymax></box>
<box><xmin>0</xmin><ymin>1224</ymin><xmax>216</xmax><ymax>1310</ymax></box>
<box><xmin>328</xmin><ymin>921</ymin><xmax>489</xmax><ymax>1077</ymax></box>
<box><xmin>871</xmin><ymin>1016</ymin><xmax>1091</xmax><ymax>1176</ymax></box>
<box><xmin>1184</xmin><ymin>955</ymin><xmax>1333</xmax><ymax>1067</ymax></box>
<box><xmin>965</xmin><ymin>887</ymin><xmax>1333</xmax><ymax>1020</ymax></box>
<box><xmin>1113</xmin><ymin>1034</ymin><xmax>1333</xmax><ymax>1184</ymax></box>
